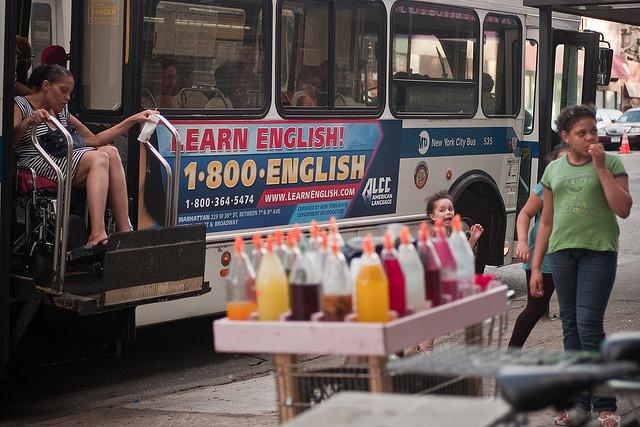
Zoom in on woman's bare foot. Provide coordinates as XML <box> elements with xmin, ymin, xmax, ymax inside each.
<box><xmin>86</xmin><ymin>233</ymin><xmax>108</xmax><ymax>248</ymax></box>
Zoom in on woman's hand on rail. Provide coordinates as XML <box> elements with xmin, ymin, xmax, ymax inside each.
<box><xmin>128</xmin><ymin>109</ymin><xmax>158</xmax><ymax>124</ymax></box>
<box><xmin>28</xmin><ymin>109</ymin><xmax>51</xmax><ymax>126</ymax></box>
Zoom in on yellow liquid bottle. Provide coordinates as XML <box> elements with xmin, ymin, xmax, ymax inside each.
<box><xmin>256</xmin><ymin>235</ymin><xmax>290</xmax><ymax>321</ymax></box>
<box><xmin>355</xmin><ymin>235</ymin><xmax>390</xmax><ymax>322</ymax></box>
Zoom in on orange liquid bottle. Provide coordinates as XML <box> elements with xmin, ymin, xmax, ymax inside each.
<box><xmin>256</xmin><ymin>235</ymin><xmax>290</xmax><ymax>320</ymax></box>
<box><xmin>355</xmin><ymin>235</ymin><xmax>390</xmax><ymax>322</ymax></box>
<box><xmin>225</xmin><ymin>236</ymin><xmax>257</xmax><ymax>320</ymax></box>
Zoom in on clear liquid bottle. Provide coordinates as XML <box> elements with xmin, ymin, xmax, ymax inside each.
<box><xmin>356</xmin><ymin>235</ymin><xmax>390</xmax><ymax>322</ymax></box>
<box><xmin>449</xmin><ymin>215</ymin><xmax>478</xmax><ymax>297</ymax></box>
<box><xmin>284</xmin><ymin>230</ymin><xmax>300</xmax><ymax>276</ymax></box>
<box><xmin>397</xmin><ymin>226</ymin><xmax>427</xmax><ymax>313</ymax></box>
<box><xmin>256</xmin><ymin>234</ymin><xmax>290</xmax><ymax>320</ymax></box>
<box><xmin>432</xmin><ymin>218</ymin><xmax>459</xmax><ymax>302</ymax></box>
<box><xmin>225</xmin><ymin>236</ymin><xmax>257</xmax><ymax>320</ymax></box>
<box><xmin>381</xmin><ymin>231</ymin><xmax>406</xmax><ymax>317</ymax></box>
<box><xmin>322</xmin><ymin>237</ymin><xmax>353</xmax><ymax>321</ymax></box>
<box><xmin>251</xmin><ymin>233</ymin><xmax>266</xmax><ymax>272</ymax></box>
<box><xmin>307</xmin><ymin>220</ymin><xmax>321</xmax><ymax>252</ymax></box>
<box><xmin>418</xmin><ymin>222</ymin><xmax>443</xmax><ymax>307</ymax></box>
<box><xmin>289</xmin><ymin>236</ymin><xmax>321</xmax><ymax>321</ymax></box>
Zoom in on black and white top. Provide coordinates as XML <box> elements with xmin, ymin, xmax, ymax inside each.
<box><xmin>14</xmin><ymin>96</ymin><xmax>95</xmax><ymax>182</ymax></box>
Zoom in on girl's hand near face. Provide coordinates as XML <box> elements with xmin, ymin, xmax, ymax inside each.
<box><xmin>588</xmin><ymin>142</ymin><xmax>606</xmax><ymax>170</ymax></box>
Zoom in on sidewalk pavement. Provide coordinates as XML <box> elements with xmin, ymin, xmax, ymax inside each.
<box><xmin>24</xmin><ymin>262</ymin><xmax>640</xmax><ymax>426</ymax></box>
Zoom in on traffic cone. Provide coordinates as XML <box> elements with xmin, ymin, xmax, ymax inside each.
<box><xmin>620</xmin><ymin>128</ymin><xmax>631</xmax><ymax>155</ymax></box>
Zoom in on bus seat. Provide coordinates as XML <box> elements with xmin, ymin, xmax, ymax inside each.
<box><xmin>178</xmin><ymin>89</ymin><xmax>208</xmax><ymax>108</ymax></box>
<box><xmin>204</xmin><ymin>96</ymin><xmax>232</xmax><ymax>109</ymax></box>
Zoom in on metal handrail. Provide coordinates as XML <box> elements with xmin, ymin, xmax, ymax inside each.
<box><xmin>30</xmin><ymin>115</ymin><xmax>73</xmax><ymax>292</ymax></box>
<box><xmin>138</xmin><ymin>114</ymin><xmax>182</xmax><ymax>227</ymax></box>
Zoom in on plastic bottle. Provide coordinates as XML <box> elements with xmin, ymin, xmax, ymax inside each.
<box><xmin>432</xmin><ymin>218</ymin><xmax>459</xmax><ymax>302</ymax></box>
<box><xmin>319</xmin><ymin>228</ymin><xmax>329</xmax><ymax>267</ymax></box>
<box><xmin>307</xmin><ymin>220</ymin><xmax>321</xmax><ymax>252</ymax></box>
<box><xmin>273</xmin><ymin>229</ymin><xmax>288</xmax><ymax>266</ymax></box>
<box><xmin>397</xmin><ymin>226</ymin><xmax>427</xmax><ymax>313</ymax></box>
<box><xmin>225</xmin><ymin>237</ymin><xmax>257</xmax><ymax>320</ymax></box>
<box><xmin>322</xmin><ymin>237</ymin><xmax>353</xmax><ymax>321</ymax></box>
<box><xmin>251</xmin><ymin>233</ymin><xmax>266</xmax><ymax>272</ymax></box>
<box><xmin>289</xmin><ymin>236</ymin><xmax>321</xmax><ymax>321</ymax></box>
<box><xmin>284</xmin><ymin>230</ymin><xmax>300</xmax><ymax>276</ymax></box>
<box><xmin>355</xmin><ymin>234</ymin><xmax>390</xmax><ymax>322</ymax></box>
<box><xmin>381</xmin><ymin>231</ymin><xmax>407</xmax><ymax>317</ymax></box>
<box><xmin>328</xmin><ymin>217</ymin><xmax>344</xmax><ymax>248</ymax></box>
<box><xmin>449</xmin><ymin>215</ymin><xmax>478</xmax><ymax>297</ymax></box>
<box><xmin>417</xmin><ymin>222</ymin><xmax>443</xmax><ymax>307</ymax></box>
<box><xmin>255</xmin><ymin>234</ymin><xmax>290</xmax><ymax>320</ymax></box>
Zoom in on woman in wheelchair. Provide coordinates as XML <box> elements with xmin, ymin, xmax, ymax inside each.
<box><xmin>13</xmin><ymin>64</ymin><xmax>156</xmax><ymax>248</ymax></box>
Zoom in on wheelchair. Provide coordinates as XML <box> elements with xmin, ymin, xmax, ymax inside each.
<box><xmin>9</xmin><ymin>114</ymin><xmax>209</xmax><ymax>350</ymax></box>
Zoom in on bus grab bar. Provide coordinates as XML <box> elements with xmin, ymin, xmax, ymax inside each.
<box><xmin>137</xmin><ymin>114</ymin><xmax>183</xmax><ymax>227</ymax></box>
<box><xmin>30</xmin><ymin>115</ymin><xmax>73</xmax><ymax>292</ymax></box>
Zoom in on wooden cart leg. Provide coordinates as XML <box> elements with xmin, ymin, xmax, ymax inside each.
<box><xmin>367</xmin><ymin>356</ymin><xmax>392</xmax><ymax>393</ymax></box>
<box><xmin>464</xmin><ymin>322</ymin><xmax>484</xmax><ymax>396</ymax></box>
<box><xmin>274</xmin><ymin>353</ymin><xmax>298</xmax><ymax>424</ymax></box>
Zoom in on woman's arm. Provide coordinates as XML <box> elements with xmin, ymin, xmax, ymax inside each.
<box><xmin>530</xmin><ymin>187</ymin><xmax>553</xmax><ymax>297</ymax></box>
<box><xmin>590</xmin><ymin>143</ymin><xmax>632</xmax><ymax>218</ymax></box>
<box><xmin>515</xmin><ymin>192</ymin><xmax>543</xmax><ymax>263</ymax></box>
<box><xmin>69</xmin><ymin>110</ymin><xmax>157</xmax><ymax>147</ymax></box>
<box><xmin>13</xmin><ymin>103</ymin><xmax>49</xmax><ymax>146</ymax></box>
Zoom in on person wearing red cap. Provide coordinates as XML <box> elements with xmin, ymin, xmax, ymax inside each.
<box><xmin>40</xmin><ymin>45</ymin><xmax>69</xmax><ymax>67</ymax></box>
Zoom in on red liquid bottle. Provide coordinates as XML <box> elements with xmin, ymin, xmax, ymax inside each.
<box><xmin>418</xmin><ymin>222</ymin><xmax>443</xmax><ymax>307</ymax></box>
<box><xmin>381</xmin><ymin>231</ymin><xmax>406</xmax><ymax>317</ymax></box>
<box><xmin>432</xmin><ymin>218</ymin><xmax>459</xmax><ymax>302</ymax></box>
<box><xmin>288</xmin><ymin>233</ymin><xmax>321</xmax><ymax>321</ymax></box>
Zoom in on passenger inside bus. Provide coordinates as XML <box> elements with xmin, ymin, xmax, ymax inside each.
<box><xmin>214</xmin><ymin>60</ymin><xmax>256</xmax><ymax>108</ymax></box>
<box><xmin>482</xmin><ymin>72</ymin><xmax>496</xmax><ymax>114</ymax></box>
<box><xmin>293</xmin><ymin>72</ymin><xmax>322</xmax><ymax>107</ymax></box>
<box><xmin>13</xmin><ymin>65</ymin><xmax>156</xmax><ymax>248</ymax></box>
<box><xmin>15</xmin><ymin>36</ymin><xmax>33</xmax><ymax>96</ymax></box>
<box><xmin>157</xmin><ymin>59</ymin><xmax>180</xmax><ymax>108</ymax></box>
<box><xmin>40</xmin><ymin>45</ymin><xmax>69</xmax><ymax>67</ymax></box>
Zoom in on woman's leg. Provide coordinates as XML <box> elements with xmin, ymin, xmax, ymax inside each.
<box><xmin>72</xmin><ymin>150</ymin><xmax>109</xmax><ymax>245</ymax></box>
<box><xmin>508</xmin><ymin>270</ymin><xmax>555</xmax><ymax>348</ymax></box>
<box><xmin>97</xmin><ymin>145</ymin><xmax>130</xmax><ymax>232</ymax></box>
<box><xmin>575</xmin><ymin>250</ymin><xmax>618</xmax><ymax>414</ymax></box>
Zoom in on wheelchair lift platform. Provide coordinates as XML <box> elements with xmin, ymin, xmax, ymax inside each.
<box><xmin>13</xmin><ymin>224</ymin><xmax>210</xmax><ymax>316</ymax></box>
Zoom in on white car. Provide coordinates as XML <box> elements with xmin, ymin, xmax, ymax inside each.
<box><xmin>597</xmin><ymin>108</ymin><xmax>624</xmax><ymax>149</ymax></box>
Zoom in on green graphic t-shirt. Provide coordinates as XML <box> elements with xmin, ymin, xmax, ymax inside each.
<box><xmin>540</xmin><ymin>153</ymin><xmax>627</xmax><ymax>253</ymax></box>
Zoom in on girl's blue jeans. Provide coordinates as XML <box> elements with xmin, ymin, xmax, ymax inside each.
<box><xmin>550</xmin><ymin>249</ymin><xmax>618</xmax><ymax>413</ymax></box>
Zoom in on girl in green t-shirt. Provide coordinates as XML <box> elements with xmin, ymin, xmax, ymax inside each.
<box><xmin>530</xmin><ymin>105</ymin><xmax>632</xmax><ymax>427</ymax></box>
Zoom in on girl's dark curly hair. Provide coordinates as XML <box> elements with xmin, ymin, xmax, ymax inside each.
<box><xmin>426</xmin><ymin>190</ymin><xmax>453</xmax><ymax>215</ymax></box>
<box><xmin>555</xmin><ymin>104</ymin><xmax>596</xmax><ymax>134</ymax></box>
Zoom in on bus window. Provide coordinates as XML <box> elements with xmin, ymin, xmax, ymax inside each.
<box><xmin>281</xmin><ymin>0</ymin><xmax>329</xmax><ymax>107</ymax></box>
<box><xmin>81</xmin><ymin>0</ymin><xmax>125</xmax><ymax>111</ymax></box>
<box><xmin>30</xmin><ymin>1</ymin><xmax>54</xmax><ymax>69</ymax></box>
<box><xmin>279</xmin><ymin>0</ymin><xmax>384</xmax><ymax>112</ymax></box>
<box><xmin>524</xmin><ymin>39</ymin><xmax>537</xmax><ymax>135</ymax></box>
<box><xmin>141</xmin><ymin>0</ymin><xmax>267</xmax><ymax>112</ymax></box>
<box><xmin>391</xmin><ymin>2</ymin><xmax>479</xmax><ymax>116</ymax></box>
<box><xmin>482</xmin><ymin>13</ymin><xmax>521</xmax><ymax>117</ymax></box>
<box><xmin>552</xmin><ymin>44</ymin><xmax>585</xmax><ymax>129</ymax></box>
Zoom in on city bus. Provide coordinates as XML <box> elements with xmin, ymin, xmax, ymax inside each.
<box><xmin>0</xmin><ymin>0</ymin><xmax>620</xmax><ymax>367</ymax></box>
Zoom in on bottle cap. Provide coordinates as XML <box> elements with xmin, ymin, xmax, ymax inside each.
<box><xmin>452</xmin><ymin>214</ymin><xmax>462</xmax><ymax>231</ymax></box>
<box><xmin>320</xmin><ymin>229</ymin><xmax>328</xmax><ymax>251</ymax></box>
<box><xmin>310</xmin><ymin>220</ymin><xmax>319</xmax><ymax>239</ymax></box>
<box><xmin>420</xmin><ymin>221</ymin><xmax>428</xmax><ymax>242</ymax></box>
<box><xmin>383</xmin><ymin>231</ymin><xmax>394</xmax><ymax>250</ymax></box>
<box><xmin>400</xmin><ymin>226</ymin><xmax>411</xmax><ymax>245</ymax></box>
<box><xmin>332</xmin><ymin>236</ymin><xmax>339</xmax><ymax>255</ymax></box>
<box><xmin>234</xmin><ymin>236</ymin><xmax>244</xmax><ymax>255</ymax></box>
<box><xmin>274</xmin><ymin>229</ymin><xmax>284</xmax><ymax>245</ymax></box>
<box><xmin>363</xmin><ymin>234</ymin><xmax>374</xmax><ymax>255</ymax></box>
<box><xmin>266</xmin><ymin>234</ymin><xmax>274</xmax><ymax>253</ymax></box>
<box><xmin>434</xmin><ymin>218</ymin><xmax>444</xmax><ymax>228</ymax></box>
<box><xmin>287</xmin><ymin>231</ymin><xmax>296</xmax><ymax>248</ymax></box>
<box><xmin>293</xmin><ymin>224</ymin><xmax>301</xmax><ymax>243</ymax></box>
<box><xmin>329</xmin><ymin>217</ymin><xmax>337</xmax><ymax>234</ymax></box>
<box><xmin>252</xmin><ymin>232</ymin><xmax>263</xmax><ymax>250</ymax></box>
